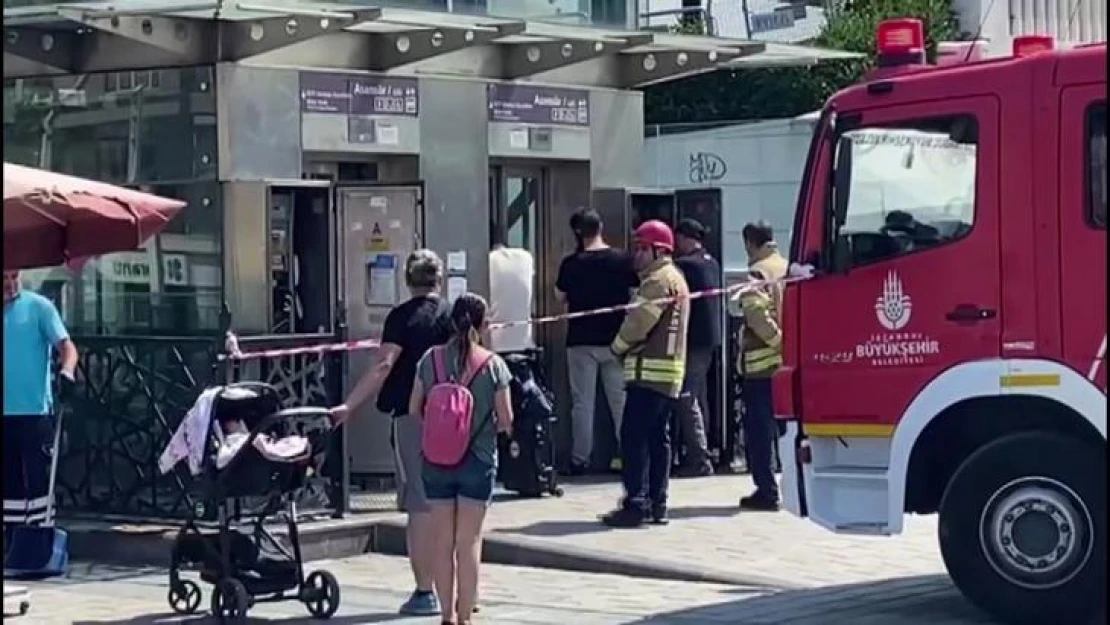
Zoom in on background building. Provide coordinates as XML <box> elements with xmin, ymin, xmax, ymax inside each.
<box><xmin>4</xmin><ymin>0</ymin><xmax>850</xmax><ymax>518</ymax></box>
<box><xmin>5</xmin><ymin>68</ymin><xmax>222</xmax><ymax>335</ymax></box>
<box><xmin>952</xmin><ymin>0</ymin><xmax>1106</xmax><ymax>53</ymax></box>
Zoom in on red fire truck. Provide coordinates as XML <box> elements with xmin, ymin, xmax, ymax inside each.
<box><xmin>774</xmin><ymin>19</ymin><xmax>1106</xmax><ymax>624</ymax></box>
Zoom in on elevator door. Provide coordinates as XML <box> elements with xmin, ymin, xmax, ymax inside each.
<box><xmin>491</xmin><ymin>166</ymin><xmax>549</xmax><ymax>318</ymax></box>
<box><xmin>500</xmin><ymin>168</ymin><xmax>542</xmax><ymax>277</ymax></box>
<box><xmin>338</xmin><ymin>183</ymin><xmax>424</xmax><ymax>474</ymax></box>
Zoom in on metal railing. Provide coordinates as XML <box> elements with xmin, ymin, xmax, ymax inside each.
<box><xmin>221</xmin><ymin>331</ymin><xmax>350</xmax><ymax>517</ymax></box>
<box><xmin>56</xmin><ymin>335</ymin><xmax>222</xmax><ymax>518</ymax></box>
<box><xmin>56</xmin><ymin>320</ymin><xmax>356</xmax><ymax>520</ymax></box>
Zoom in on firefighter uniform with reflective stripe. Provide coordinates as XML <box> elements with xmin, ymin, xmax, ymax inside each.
<box><xmin>728</xmin><ymin>245</ymin><xmax>788</xmax><ymax>378</ymax></box>
<box><xmin>611</xmin><ymin>257</ymin><xmax>690</xmax><ymax>398</ymax></box>
<box><xmin>731</xmin><ymin>285</ymin><xmax>782</xmax><ymax>376</ymax></box>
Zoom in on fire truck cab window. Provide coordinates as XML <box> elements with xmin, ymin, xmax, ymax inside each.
<box><xmin>833</xmin><ymin>115</ymin><xmax>978</xmax><ymax>267</ymax></box>
<box><xmin>1088</xmin><ymin>101</ymin><xmax>1106</xmax><ymax>228</ymax></box>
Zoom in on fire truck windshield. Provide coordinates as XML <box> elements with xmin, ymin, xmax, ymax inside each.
<box><xmin>834</xmin><ymin>121</ymin><xmax>977</xmax><ymax>265</ymax></box>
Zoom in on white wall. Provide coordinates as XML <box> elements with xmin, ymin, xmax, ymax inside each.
<box><xmin>644</xmin><ymin>115</ymin><xmax>817</xmax><ymax>272</ymax></box>
<box><xmin>952</xmin><ymin>0</ymin><xmax>1106</xmax><ymax>56</ymax></box>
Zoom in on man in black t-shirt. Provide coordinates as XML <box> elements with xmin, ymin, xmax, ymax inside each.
<box><xmin>330</xmin><ymin>249</ymin><xmax>452</xmax><ymax>617</ymax></box>
<box><xmin>673</xmin><ymin>219</ymin><xmax>722</xmax><ymax>477</ymax></box>
<box><xmin>556</xmin><ymin>209</ymin><xmax>639</xmax><ymax>474</ymax></box>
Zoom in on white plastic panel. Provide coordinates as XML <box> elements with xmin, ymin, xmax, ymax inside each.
<box><xmin>1009</xmin><ymin>0</ymin><xmax>1107</xmax><ymax>44</ymax></box>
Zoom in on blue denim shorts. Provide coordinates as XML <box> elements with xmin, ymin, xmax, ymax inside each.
<box><xmin>422</xmin><ymin>454</ymin><xmax>496</xmax><ymax>506</ymax></box>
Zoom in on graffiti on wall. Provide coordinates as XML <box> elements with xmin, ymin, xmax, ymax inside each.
<box><xmin>688</xmin><ymin>152</ymin><xmax>728</xmax><ymax>184</ymax></box>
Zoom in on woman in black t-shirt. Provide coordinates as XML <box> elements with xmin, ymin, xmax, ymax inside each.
<box><xmin>330</xmin><ymin>249</ymin><xmax>453</xmax><ymax>617</ymax></box>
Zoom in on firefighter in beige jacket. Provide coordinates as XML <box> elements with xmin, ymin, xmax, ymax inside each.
<box><xmin>729</xmin><ymin>222</ymin><xmax>788</xmax><ymax>511</ymax></box>
<box><xmin>602</xmin><ymin>220</ymin><xmax>690</xmax><ymax>528</ymax></box>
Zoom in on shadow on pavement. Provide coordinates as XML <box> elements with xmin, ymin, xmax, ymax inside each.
<box><xmin>665</xmin><ymin>505</ymin><xmax>740</xmax><ymax>520</ymax></box>
<box><xmin>632</xmin><ymin>575</ymin><xmax>1000</xmax><ymax>625</ymax></box>
<box><xmin>72</xmin><ymin>613</ymin><xmax>402</xmax><ymax>625</ymax></box>
<box><xmin>491</xmin><ymin>519</ymin><xmax>615</xmax><ymax>537</ymax></box>
<box><xmin>489</xmin><ymin>503</ymin><xmax>741</xmax><ymax>537</ymax></box>
<box><xmin>37</xmin><ymin>563</ymin><xmax>167</xmax><ymax>585</ymax></box>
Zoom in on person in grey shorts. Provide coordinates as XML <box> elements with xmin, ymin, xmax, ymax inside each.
<box><xmin>331</xmin><ymin>249</ymin><xmax>452</xmax><ymax>616</ymax></box>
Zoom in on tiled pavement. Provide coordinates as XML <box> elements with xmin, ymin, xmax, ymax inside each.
<box><xmin>20</xmin><ymin>475</ymin><xmax>1002</xmax><ymax>623</ymax></box>
<box><xmin>8</xmin><ymin>554</ymin><xmax>995</xmax><ymax>625</ymax></box>
<box><xmin>462</xmin><ymin>474</ymin><xmax>945</xmax><ymax>588</ymax></box>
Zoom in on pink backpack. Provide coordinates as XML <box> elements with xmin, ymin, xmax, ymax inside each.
<box><xmin>421</xmin><ymin>346</ymin><xmax>494</xmax><ymax>468</ymax></box>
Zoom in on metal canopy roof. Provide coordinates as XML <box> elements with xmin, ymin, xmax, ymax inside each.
<box><xmin>2</xmin><ymin>1</ymin><xmax>857</xmax><ymax>87</ymax></box>
<box><xmin>721</xmin><ymin>42</ymin><xmax>863</xmax><ymax>68</ymax></box>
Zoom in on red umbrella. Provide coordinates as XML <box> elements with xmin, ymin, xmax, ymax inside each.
<box><xmin>3</xmin><ymin>162</ymin><xmax>187</xmax><ymax>270</ymax></box>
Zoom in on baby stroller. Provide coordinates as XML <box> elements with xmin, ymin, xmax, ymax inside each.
<box><xmin>165</xmin><ymin>382</ymin><xmax>340</xmax><ymax>623</ymax></box>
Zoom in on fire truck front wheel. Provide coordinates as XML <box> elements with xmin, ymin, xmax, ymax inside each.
<box><xmin>938</xmin><ymin>432</ymin><xmax>1105</xmax><ymax>625</ymax></box>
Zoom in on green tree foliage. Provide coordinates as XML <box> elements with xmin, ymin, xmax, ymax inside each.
<box><xmin>670</xmin><ymin>17</ymin><xmax>708</xmax><ymax>36</ymax></box>
<box><xmin>643</xmin><ymin>63</ymin><xmax>862</xmax><ymax>127</ymax></box>
<box><xmin>644</xmin><ymin>0</ymin><xmax>963</xmax><ymax>126</ymax></box>
<box><xmin>817</xmin><ymin>0</ymin><xmax>964</xmax><ymax>59</ymax></box>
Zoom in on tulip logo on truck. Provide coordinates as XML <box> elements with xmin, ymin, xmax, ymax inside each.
<box><xmin>857</xmin><ymin>271</ymin><xmax>941</xmax><ymax>367</ymax></box>
<box><xmin>876</xmin><ymin>271</ymin><xmax>912</xmax><ymax>330</ymax></box>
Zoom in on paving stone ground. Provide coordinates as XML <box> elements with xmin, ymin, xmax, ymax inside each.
<box><xmin>14</xmin><ymin>474</ymin><xmax>1000</xmax><ymax>623</ymax></box>
<box><xmin>7</xmin><ymin>555</ymin><xmax>995</xmax><ymax>625</ymax></box>
<box><xmin>479</xmin><ymin>474</ymin><xmax>945</xmax><ymax>588</ymax></box>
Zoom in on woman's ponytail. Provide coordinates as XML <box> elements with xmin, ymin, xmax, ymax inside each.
<box><xmin>449</xmin><ymin>293</ymin><xmax>489</xmax><ymax>374</ymax></box>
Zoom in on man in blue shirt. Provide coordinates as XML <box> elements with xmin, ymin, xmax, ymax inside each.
<box><xmin>3</xmin><ymin>270</ymin><xmax>78</xmax><ymax>529</ymax></box>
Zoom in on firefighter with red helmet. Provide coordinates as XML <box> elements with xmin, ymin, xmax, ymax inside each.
<box><xmin>601</xmin><ymin>220</ymin><xmax>690</xmax><ymax>528</ymax></box>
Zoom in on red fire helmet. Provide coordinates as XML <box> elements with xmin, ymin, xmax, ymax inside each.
<box><xmin>633</xmin><ymin>220</ymin><xmax>675</xmax><ymax>252</ymax></box>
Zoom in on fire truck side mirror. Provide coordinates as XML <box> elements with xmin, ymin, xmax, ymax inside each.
<box><xmin>832</xmin><ymin>137</ymin><xmax>853</xmax><ymax>227</ymax></box>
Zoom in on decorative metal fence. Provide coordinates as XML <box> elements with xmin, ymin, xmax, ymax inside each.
<box><xmin>56</xmin><ymin>330</ymin><xmax>354</xmax><ymax>520</ymax></box>
<box><xmin>221</xmin><ymin>332</ymin><xmax>349</xmax><ymax>517</ymax></box>
<box><xmin>56</xmin><ymin>335</ymin><xmax>222</xmax><ymax>518</ymax></box>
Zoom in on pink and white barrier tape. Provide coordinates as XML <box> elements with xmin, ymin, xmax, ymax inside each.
<box><xmin>221</xmin><ymin>264</ymin><xmax>815</xmax><ymax>361</ymax></box>
<box><xmin>221</xmin><ymin>337</ymin><xmax>382</xmax><ymax>362</ymax></box>
<box><xmin>488</xmin><ymin>271</ymin><xmax>812</xmax><ymax>330</ymax></box>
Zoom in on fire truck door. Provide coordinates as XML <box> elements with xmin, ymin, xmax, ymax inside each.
<box><xmin>1058</xmin><ymin>88</ymin><xmax>1106</xmax><ymax>390</ymax></box>
<box><xmin>337</xmin><ymin>183</ymin><xmax>424</xmax><ymax>474</ymax></box>
<box><xmin>798</xmin><ymin>97</ymin><xmax>1001</xmax><ymax>430</ymax></box>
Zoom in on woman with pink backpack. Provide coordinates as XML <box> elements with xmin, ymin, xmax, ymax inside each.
<box><xmin>408</xmin><ymin>292</ymin><xmax>513</xmax><ymax>625</ymax></box>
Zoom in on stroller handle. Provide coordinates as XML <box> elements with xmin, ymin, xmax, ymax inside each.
<box><xmin>223</xmin><ymin>381</ymin><xmax>283</xmax><ymax>396</ymax></box>
<box><xmin>249</xmin><ymin>406</ymin><xmax>332</xmax><ymax>434</ymax></box>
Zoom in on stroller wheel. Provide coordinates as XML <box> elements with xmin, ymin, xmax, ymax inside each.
<box><xmin>302</xmin><ymin>570</ymin><xmax>341</xmax><ymax>619</ymax></box>
<box><xmin>167</xmin><ymin>579</ymin><xmax>202</xmax><ymax>615</ymax></box>
<box><xmin>211</xmin><ymin>577</ymin><xmax>249</xmax><ymax>623</ymax></box>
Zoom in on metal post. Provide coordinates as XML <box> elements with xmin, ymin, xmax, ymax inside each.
<box><xmin>125</xmin><ymin>85</ymin><xmax>146</xmax><ymax>184</ymax></box>
<box><xmin>38</xmin><ymin>73</ymin><xmax>89</xmax><ymax>169</ymax></box>
<box><xmin>332</xmin><ymin>306</ymin><xmax>350</xmax><ymax>517</ymax></box>
<box><xmin>740</xmin><ymin>0</ymin><xmax>753</xmax><ymax>38</ymax></box>
<box><xmin>218</xmin><ymin>301</ymin><xmax>233</xmax><ymax>384</ymax></box>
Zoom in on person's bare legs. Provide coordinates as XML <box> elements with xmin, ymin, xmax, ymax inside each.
<box><xmin>429</xmin><ymin>501</ymin><xmax>458</xmax><ymax>623</ymax></box>
<box><xmin>454</xmin><ymin>499</ymin><xmax>489</xmax><ymax>621</ymax></box>
<box><xmin>408</xmin><ymin>511</ymin><xmax>435</xmax><ymax>591</ymax></box>
<box><xmin>395</xmin><ymin>414</ymin><xmax>441</xmax><ymax>615</ymax></box>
